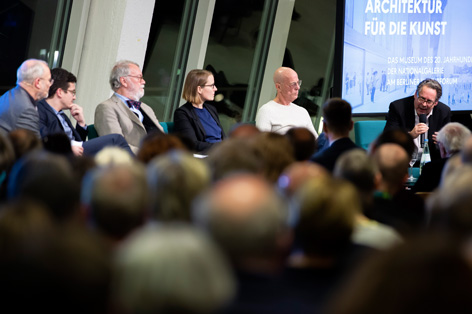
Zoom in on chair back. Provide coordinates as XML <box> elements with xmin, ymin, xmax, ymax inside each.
<box><xmin>354</xmin><ymin>120</ymin><xmax>386</xmax><ymax>150</ymax></box>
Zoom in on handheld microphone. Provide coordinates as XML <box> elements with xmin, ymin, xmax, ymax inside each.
<box><xmin>419</xmin><ymin>114</ymin><xmax>427</xmax><ymax>148</ymax></box>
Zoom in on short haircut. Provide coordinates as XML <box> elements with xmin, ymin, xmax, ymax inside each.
<box><xmin>137</xmin><ymin>133</ymin><xmax>186</xmax><ymax>164</ymax></box>
<box><xmin>373</xmin><ymin>129</ymin><xmax>416</xmax><ymax>158</ymax></box>
<box><xmin>182</xmin><ymin>69</ymin><xmax>212</xmax><ymax>104</ymax></box>
<box><xmin>373</xmin><ymin>143</ymin><xmax>409</xmax><ymax>187</ymax></box>
<box><xmin>416</xmin><ymin>78</ymin><xmax>442</xmax><ymax>101</ymax></box>
<box><xmin>16</xmin><ymin>59</ymin><xmax>48</xmax><ymax>84</ymax></box>
<box><xmin>48</xmin><ymin>68</ymin><xmax>77</xmax><ymax>98</ymax></box>
<box><xmin>147</xmin><ymin>150</ymin><xmax>210</xmax><ymax>222</ymax></box>
<box><xmin>285</xmin><ymin>127</ymin><xmax>316</xmax><ymax>161</ymax></box>
<box><xmin>322</xmin><ymin>98</ymin><xmax>352</xmax><ymax>134</ymax></box>
<box><xmin>109</xmin><ymin>60</ymin><xmax>140</xmax><ymax>91</ymax></box>
<box><xmin>334</xmin><ymin>148</ymin><xmax>377</xmax><ymax>194</ymax></box>
<box><xmin>436</xmin><ymin>122</ymin><xmax>471</xmax><ymax>154</ymax></box>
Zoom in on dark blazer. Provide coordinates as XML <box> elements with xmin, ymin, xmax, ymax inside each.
<box><xmin>37</xmin><ymin>99</ymin><xmax>88</xmax><ymax>141</ymax></box>
<box><xmin>173</xmin><ymin>102</ymin><xmax>226</xmax><ymax>153</ymax></box>
<box><xmin>412</xmin><ymin>157</ymin><xmax>448</xmax><ymax>192</ymax></box>
<box><xmin>384</xmin><ymin>96</ymin><xmax>451</xmax><ymax>161</ymax></box>
<box><xmin>310</xmin><ymin>137</ymin><xmax>360</xmax><ymax>172</ymax></box>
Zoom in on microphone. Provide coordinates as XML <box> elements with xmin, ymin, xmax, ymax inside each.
<box><xmin>419</xmin><ymin>114</ymin><xmax>427</xmax><ymax>148</ymax></box>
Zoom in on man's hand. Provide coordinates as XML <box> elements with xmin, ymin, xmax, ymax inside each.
<box><xmin>432</xmin><ymin>131</ymin><xmax>438</xmax><ymax>144</ymax></box>
<box><xmin>409</xmin><ymin>123</ymin><xmax>428</xmax><ymax>139</ymax></box>
<box><xmin>71</xmin><ymin>145</ymin><xmax>84</xmax><ymax>156</ymax></box>
<box><xmin>70</xmin><ymin>104</ymin><xmax>86</xmax><ymax>127</ymax></box>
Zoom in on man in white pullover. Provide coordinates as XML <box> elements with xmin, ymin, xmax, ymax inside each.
<box><xmin>256</xmin><ymin>67</ymin><xmax>318</xmax><ymax>138</ymax></box>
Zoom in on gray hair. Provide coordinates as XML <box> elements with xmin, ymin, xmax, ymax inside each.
<box><xmin>16</xmin><ymin>59</ymin><xmax>48</xmax><ymax>84</ymax></box>
<box><xmin>147</xmin><ymin>150</ymin><xmax>210</xmax><ymax>222</ymax></box>
<box><xmin>416</xmin><ymin>78</ymin><xmax>443</xmax><ymax>101</ymax></box>
<box><xmin>112</xmin><ymin>224</ymin><xmax>235</xmax><ymax>314</ymax></box>
<box><xmin>437</xmin><ymin>122</ymin><xmax>471</xmax><ymax>154</ymax></box>
<box><xmin>109</xmin><ymin>60</ymin><xmax>140</xmax><ymax>91</ymax></box>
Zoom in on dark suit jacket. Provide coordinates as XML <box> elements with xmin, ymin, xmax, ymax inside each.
<box><xmin>384</xmin><ymin>96</ymin><xmax>451</xmax><ymax>161</ymax></box>
<box><xmin>37</xmin><ymin>99</ymin><xmax>88</xmax><ymax>141</ymax></box>
<box><xmin>412</xmin><ymin>157</ymin><xmax>448</xmax><ymax>192</ymax></box>
<box><xmin>173</xmin><ymin>102</ymin><xmax>226</xmax><ymax>153</ymax></box>
<box><xmin>310</xmin><ymin>137</ymin><xmax>360</xmax><ymax>172</ymax></box>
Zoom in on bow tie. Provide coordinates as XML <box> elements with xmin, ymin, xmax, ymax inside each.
<box><xmin>126</xmin><ymin>100</ymin><xmax>142</xmax><ymax>110</ymax></box>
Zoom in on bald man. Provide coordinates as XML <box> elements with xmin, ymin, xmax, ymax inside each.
<box><xmin>0</xmin><ymin>59</ymin><xmax>52</xmax><ymax>136</ymax></box>
<box><xmin>256</xmin><ymin>67</ymin><xmax>317</xmax><ymax>137</ymax></box>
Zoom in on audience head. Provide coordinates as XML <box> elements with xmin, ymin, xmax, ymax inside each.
<box><xmin>193</xmin><ymin>173</ymin><xmax>291</xmax><ymax>265</ymax></box>
<box><xmin>228</xmin><ymin>123</ymin><xmax>261</xmax><ymax>139</ymax></box>
<box><xmin>147</xmin><ymin>151</ymin><xmax>210</xmax><ymax>222</ymax></box>
<box><xmin>277</xmin><ymin>161</ymin><xmax>328</xmax><ymax>198</ymax></box>
<box><xmin>0</xmin><ymin>133</ymin><xmax>14</xmax><ymax>177</ymax></box>
<box><xmin>285</xmin><ymin>127</ymin><xmax>316</xmax><ymax>161</ymax></box>
<box><xmin>137</xmin><ymin>132</ymin><xmax>186</xmax><ymax>164</ymax></box>
<box><xmin>436</xmin><ymin>122</ymin><xmax>470</xmax><ymax>158</ymax></box>
<box><xmin>273</xmin><ymin>67</ymin><xmax>300</xmax><ymax>103</ymax></box>
<box><xmin>293</xmin><ymin>176</ymin><xmax>358</xmax><ymax>257</ymax></box>
<box><xmin>334</xmin><ymin>149</ymin><xmax>378</xmax><ymax>210</ymax></box>
<box><xmin>461</xmin><ymin>135</ymin><xmax>472</xmax><ymax>164</ymax></box>
<box><xmin>325</xmin><ymin>234</ymin><xmax>472</xmax><ymax>314</ymax></box>
<box><xmin>370</xmin><ymin>128</ymin><xmax>416</xmax><ymax>158</ymax></box>
<box><xmin>7</xmin><ymin>151</ymin><xmax>81</xmax><ymax>222</ymax></box>
<box><xmin>94</xmin><ymin>146</ymin><xmax>135</xmax><ymax>166</ymax></box>
<box><xmin>322</xmin><ymin>98</ymin><xmax>353</xmax><ymax>136</ymax></box>
<box><xmin>206</xmin><ymin>137</ymin><xmax>263</xmax><ymax>182</ymax></box>
<box><xmin>109</xmin><ymin>60</ymin><xmax>145</xmax><ymax>101</ymax></box>
<box><xmin>414</xmin><ymin>79</ymin><xmax>443</xmax><ymax>116</ymax></box>
<box><xmin>8</xmin><ymin>128</ymin><xmax>43</xmax><ymax>160</ymax></box>
<box><xmin>250</xmin><ymin>132</ymin><xmax>295</xmax><ymax>183</ymax></box>
<box><xmin>182</xmin><ymin>69</ymin><xmax>215</xmax><ymax>105</ymax></box>
<box><xmin>373</xmin><ymin>143</ymin><xmax>409</xmax><ymax>193</ymax></box>
<box><xmin>16</xmin><ymin>59</ymin><xmax>52</xmax><ymax>101</ymax></box>
<box><xmin>111</xmin><ymin>224</ymin><xmax>235</xmax><ymax>314</ymax></box>
<box><xmin>81</xmin><ymin>163</ymin><xmax>149</xmax><ymax>241</ymax></box>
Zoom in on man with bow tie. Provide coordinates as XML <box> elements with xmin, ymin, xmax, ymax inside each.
<box><xmin>95</xmin><ymin>60</ymin><xmax>164</xmax><ymax>154</ymax></box>
<box><xmin>37</xmin><ymin>68</ymin><xmax>132</xmax><ymax>156</ymax></box>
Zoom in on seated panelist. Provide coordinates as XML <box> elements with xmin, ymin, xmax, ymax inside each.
<box><xmin>173</xmin><ymin>69</ymin><xmax>226</xmax><ymax>154</ymax></box>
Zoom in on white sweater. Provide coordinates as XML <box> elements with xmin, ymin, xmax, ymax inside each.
<box><xmin>255</xmin><ymin>100</ymin><xmax>318</xmax><ymax>137</ymax></box>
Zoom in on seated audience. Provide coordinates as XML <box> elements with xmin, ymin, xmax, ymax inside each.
<box><xmin>136</xmin><ymin>132</ymin><xmax>187</xmax><ymax>164</ymax></box>
<box><xmin>110</xmin><ymin>224</ymin><xmax>235</xmax><ymax>314</ymax></box>
<box><xmin>147</xmin><ymin>151</ymin><xmax>210</xmax><ymax>222</ymax></box>
<box><xmin>285</xmin><ymin>127</ymin><xmax>317</xmax><ymax>161</ymax></box>
<box><xmin>81</xmin><ymin>163</ymin><xmax>149</xmax><ymax>246</ymax></box>
<box><xmin>311</xmin><ymin>98</ymin><xmax>360</xmax><ymax>172</ymax></box>
<box><xmin>277</xmin><ymin>161</ymin><xmax>328</xmax><ymax>198</ymax></box>
<box><xmin>413</xmin><ymin>122</ymin><xmax>470</xmax><ymax>192</ymax></box>
<box><xmin>325</xmin><ymin>234</ymin><xmax>472</xmax><ymax>314</ymax></box>
<box><xmin>333</xmin><ymin>149</ymin><xmax>402</xmax><ymax>250</ymax></box>
<box><xmin>0</xmin><ymin>133</ymin><xmax>15</xmax><ymax>199</ymax></box>
<box><xmin>367</xmin><ymin>143</ymin><xmax>425</xmax><ymax>235</ymax></box>
<box><xmin>174</xmin><ymin>69</ymin><xmax>226</xmax><ymax>154</ymax></box>
<box><xmin>94</xmin><ymin>146</ymin><xmax>135</xmax><ymax>166</ymax></box>
<box><xmin>37</xmin><ymin>68</ymin><xmax>133</xmax><ymax>156</ymax></box>
<box><xmin>369</xmin><ymin>128</ymin><xmax>416</xmax><ymax>158</ymax></box>
<box><xmin>228</xmin><ymin>123</ymin><xmax>261</xmax><ymax>139</ymax></box>
<box><xmin>193</xmin><ymin>174</ymin><xmax>294</xmax><ymax>314</ymax></box>
<box><xmin>8</xmin><ymin>128</ymin><xmax>43</xmax><ymax>160</ymax></box>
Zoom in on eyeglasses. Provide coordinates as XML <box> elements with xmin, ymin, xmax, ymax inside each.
<box><xmin>126</xmin><ymin>75</ymin><xmax>144</xmax><ymax>81</ymax></box>
<box><xmin>287</xmin><ymin>80</ymin><xmax>302</xmax><ymax>88</ymax></box>
<box><xmin>201</xmin><ymin>84</ymin><xmax>216</xmax><ymax>88</ymax></box>
<box><xmin>66</xmin><ymin>89</ymin><xmax>76</xmax><ymax>96</ymax></box>
<box><xmin>417</xmin><ymin>95</ymin><xmax>436</xmax><ymax>106</ymax></box>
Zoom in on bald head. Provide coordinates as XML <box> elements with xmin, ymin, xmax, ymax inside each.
<box><xmin>374</xmin><ymin>143</ymin><xmax>409</xmax><ymax>188</ymax></box>
<box><xmin>273</xmin><ymin>67</ymin><xmax>297</xmax><ymax>84</ymax></box>
<box><xmin>193</xmin><ymin>174</ymin><xmax>289</xmax><ymax>258</ymax></box>
<box><xmin>273</xmin><ymin>67</ymin><xmax>300</xmax><ymax>105</ymax></box>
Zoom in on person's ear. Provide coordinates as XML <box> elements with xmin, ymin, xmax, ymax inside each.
<box><xmin>119</xmin><ymin>76</ymin><xmax>128</xmax><ymax>88</ymax></box>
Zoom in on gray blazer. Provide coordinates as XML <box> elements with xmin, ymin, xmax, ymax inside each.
<box><xmin>0</xmin><ymin>86</ymin><xmax>40</xmax><ymax>136</ymax></box>
<box><xmin>94</xmin><ymin>94</ymin><xmax>163</xmax><ymax>153</ymax></box>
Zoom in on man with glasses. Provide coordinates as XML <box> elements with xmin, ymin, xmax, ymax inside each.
<box><xmin>256</xmin><ymin>67</ymin><xmax>318</xmax><ymax>137</ymax></box>
<box><xmin>95</xmin><ymin>60</ymin><xmax>164</xmax><ymax>154</ymax></box>
<box><xmin>385</xmin><ymin>78</ymin><xmax>451</xmax><ymax>161</ymax></box>
<box><xmin>0</xmin><ymin>59</ymin><xmax>52</xmax><ymax>136</ymax></box>
<box><xmin>37</xmin><ymin>68</ymin><xmax>132</xmax><ymax>156</ymax></box>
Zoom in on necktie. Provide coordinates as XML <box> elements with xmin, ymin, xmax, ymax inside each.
<box><xmin>126</xmin><ymin>100</ymin><xmax>142</xmax><ymax>110</ymax></box>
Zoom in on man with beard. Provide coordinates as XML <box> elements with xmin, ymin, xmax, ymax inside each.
<box><xmin>95</xmin><ymin>60</ymin><xmax>164</xmax><ymax>154</ymax></box>
<box><xmin>0</xmin><ymin>59</ymin><xmax>52</xmax><ymax>136</ymax></box>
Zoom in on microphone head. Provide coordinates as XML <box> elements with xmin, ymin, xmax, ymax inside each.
<box><xmin>419</xmin><ymin>114</ymin><xmax>427</xmax><ymax>124</ymax></box>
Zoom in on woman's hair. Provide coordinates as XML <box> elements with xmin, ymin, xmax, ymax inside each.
<box><xmin>182</xmin><ymin>69</ymin><xmax>212</xmax><ymax>104</ymax></box>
